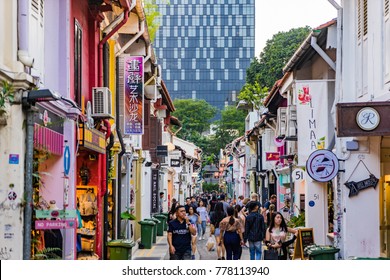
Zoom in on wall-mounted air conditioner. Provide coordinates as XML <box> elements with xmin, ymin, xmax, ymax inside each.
<box><xmin>92</xmin><ymin>87</ymin><xmax>113</xmax><ymax>119</ymax></box>
<box><xmin>247</xmin><ymin>154</ymin><xmax>257</xmax><ymax>170</ymax></box>
<box><xmin>287</xmin><ymin>105</ymin><xmax>297</xmax><ymax>138</ymax></box>
<box><xmin>276</xmin><ymin>107</ymin><xmax>287</xmax><ymax>137</ymax></box>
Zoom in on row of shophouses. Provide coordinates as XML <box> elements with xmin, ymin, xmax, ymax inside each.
<box><xmin>219</xmin><ymin>0</ymin><xmax>390</xmax><ymax>259</ymax></box>
<box><xmin>0</xmin><ymin>0</ymin><xmax>200</xmax><ymax>260</ymax></box>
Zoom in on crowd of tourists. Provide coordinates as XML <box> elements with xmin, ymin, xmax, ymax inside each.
<box><xmin>167</xmin><ymin>192</ymin><xmax>298</xmax><ymax>260</ymax></box>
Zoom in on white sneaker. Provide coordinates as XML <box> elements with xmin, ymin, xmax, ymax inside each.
<box><xmin>199</xmin><ymin>237</ymin><xmax>202</xmax><ymax>241</ymax></box>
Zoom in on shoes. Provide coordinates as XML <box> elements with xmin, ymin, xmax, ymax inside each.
<box><xmin>217</xmin><ymin>258</ymin><xmax>222</xmax><ymax>260</ymax></box>
<box><xmin>221</xmin><ymin>257</ymin><xmax>225</xmax><ymax>260</ymax></box>
<box><xmin>191</xmin><ymin>255</ymin><xmax>196</xmax><ymax>260</ymax></box>
<box><xmin>199</xmin><ymin>237</ymin><xmax>202</xmax><ymax>241</ymax></box>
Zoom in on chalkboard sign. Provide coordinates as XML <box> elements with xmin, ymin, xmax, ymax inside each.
<box><xmin>293</xmin><ymin>228</ymin><xmax>314</xmax><ymax>260</ymax></box>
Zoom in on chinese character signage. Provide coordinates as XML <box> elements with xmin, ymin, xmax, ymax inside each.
<box><xmin>124</xmin><ymin>56</ymin><xmax>144</xmax><ymax>135</ymax></box>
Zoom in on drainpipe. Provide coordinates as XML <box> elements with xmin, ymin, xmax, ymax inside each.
<box><xmin>96</xmin><ymin>0</ymin><xmax>132</xmax><ymax>254</ymax></box>
<box><xmin>115</xmin><ymin>20</ymin><xmax>145</xmax><ymax>57</ymax></box>
<box><xmin>103</xmin><ymin>133</ymin><xmax>114</xmax><ymax>259</ymax></box>
<box><xmin>328</xmin><ymin>0</ymin><xmax>343</xmax><ymax>260</ymax></box>
<box><xmin>17</xmin><ymin>0</ymin><xmax>34</xmax><ymax>68</ymax></box>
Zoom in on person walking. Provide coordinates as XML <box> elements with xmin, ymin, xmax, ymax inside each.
<box><xmin>167</xmin><ymin>205</ymin><xmax>196</xmax><ymax>260</ymax></box>
<box><xmin>244</xmin><ymin>201</ymin><xmax>266</xmax><ymax>260</ymax></box>
<box><xmin>159</xmin><ymin>192</ymin><xmax>164</xmax><ymax>213</ymax></box>
<box><xmin>196</xmin><ymin>200</ymin><xmax>208</xmax><ymax>240</ymax></box>
<box><xmin>234</xmin><ymin>204</ymin><xmax>246</xmax><ymax>259</ymax></box>
<box><xmin>187</xmin><ymin>206</ymin><xmax>201</xmax><ymax>259</ymax></box>
<box><xmin>219</xmin><ymin>206</ymin><xmax>244</xmax><ymax>260</ymax></box>
<box><xmin>210</xmin><ymin>202</ymin><xmax>226</xmax><ymax>260</ymax></box>
<box><xmin>265</xmin><ymin>212</ymin><xmax>297</xmax><ymax>260</ymax></box>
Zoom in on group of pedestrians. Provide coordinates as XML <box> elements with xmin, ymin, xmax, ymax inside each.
<box><xmin>167</xmin><ymin>192</ymin><xmax>297</xmax><ymax>260</ymax></box>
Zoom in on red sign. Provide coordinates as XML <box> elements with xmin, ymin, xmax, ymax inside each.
<box><xmin>265</xmin><ymin>152</ymin><xmax>280</xmax><ymax>161</ymax></box>
<box><xmin>35</xmin><ymin>220</ymin><xmax>76</xmax><ymax>230</ymax></box>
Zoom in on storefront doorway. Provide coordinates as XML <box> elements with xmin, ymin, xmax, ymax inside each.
<box><xmin>380</xmin><ymin>138</ymin><xmax>390</xmax><ymax>258</ymax></box>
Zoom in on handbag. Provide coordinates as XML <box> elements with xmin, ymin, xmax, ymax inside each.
<box><xmin>264</xmin><ymin>248</ymin><xmax>279</xmax><ymax>260</ymax></box>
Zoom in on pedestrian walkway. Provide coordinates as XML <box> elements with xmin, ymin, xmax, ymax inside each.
<box><xmin>132</xmin><ymin>224</ymin><xmax>251</xmax><ymax>260</ymax></box>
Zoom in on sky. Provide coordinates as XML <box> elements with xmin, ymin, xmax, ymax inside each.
<box><xmin>255</xmin><ymin>0</ymin><xmax>338</xmax><ymax>56</ymax></box>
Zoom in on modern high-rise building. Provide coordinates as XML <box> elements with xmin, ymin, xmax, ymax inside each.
<box><xmin>154</xmin><ymin>0</ymin><xmax>255</xmax><ymax>118</ymax></box>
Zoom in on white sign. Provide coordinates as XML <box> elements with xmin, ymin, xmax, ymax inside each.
<box><xmin>296</xmin><ymin>81</ymin><xmax>333</xmax><ymax>166</ymax></box>
<box><xmin>306</xmin><ymin>149</ymin><xmax>339</xmax><ymax>182</ymax></box>
<box><xmin>292</xmin><ymin>168</ymin><xmax>305</xmax><ymax>182</ymax></box>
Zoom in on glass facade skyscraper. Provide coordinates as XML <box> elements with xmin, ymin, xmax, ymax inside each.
<box><xmin>154</xmin><ymin>0</ymin><xmax>255</xmax><ymax>118</ymax></box>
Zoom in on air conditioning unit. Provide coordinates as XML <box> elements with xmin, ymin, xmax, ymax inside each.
<box><xmin>276</xmin><ymin>107</ymin><xmax>287</xmax><ymax>137</ymax></box>
<box><xmin>247</xmin><ymin>154</ymin><xmax>257</xmax><ymax>170</ymax></box>
<box><xmin>287</xmin><ymin>105</ymin><xmax>297</xmax><ymax>138</ymax></box>
<box><xmin>92</xmin><ymin>87</ymin><xmax>113</xmax><ymax>119</ymax></box>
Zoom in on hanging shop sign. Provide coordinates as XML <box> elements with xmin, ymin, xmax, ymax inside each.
<box><xmin>306</xmin><ymin>149</ymin><xmax>339</xmax><ymax>182</ymax></box>
<box><xmin>296</xmin><ymin>81</ymin><xmax>333</xmax><ymax>166</ymax></box>
<box><xmin>344</xmin><ymin>160</ymin><xmax>379</xmax><ymax>197</ymax></box>
<box><xmin>35</xmin><ymin>220</ymin><xmax>76</xmax><ymax>230</ymax></box>
<box><xmin>151</xmin><ymin>169</ymin><xmax>159</xmax><ymax>213</ymax></box>
<box><xmin>265</xmin><ymin>152</ymin><xmax>280</xmax><ymax>161</ymax></box>
<box><xmin>78</xmin><ymin>123</ymin><xmax>106</xmax><ymax>154</ymax></box>
<box><xmin>336</xmin><ymin>102</ymin><xmax>390</xmax><ymax>136</ymax></box>
<box><xmin>157</xmin><ymin>145</ymin><xmax>168</xmax><ymax>157</ymax></box>
<box><xmin>123</xmin><ymin>56</ymin><xmax>144</xmax><ymax>135</ymax></box>
<box><xmin>35</xmin><ymin>209</ymin><xmax>77</xmax><ymax>219</ymax></box>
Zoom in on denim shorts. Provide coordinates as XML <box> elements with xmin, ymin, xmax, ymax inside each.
<box><xmin>214</xmin><ymin>228</ymin><xmax>220</xmax><ymax>237</ymax></box>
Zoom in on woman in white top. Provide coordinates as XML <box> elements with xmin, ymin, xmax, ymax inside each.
<box><xmin>265</xmin><ymin>212</ymin><xmax>297</xmax><ymax>260</ymax></box>
<box><xmin>196</xmin><ymin>200</ymin><xmax>209</xmax><ymax>240</ymax></box>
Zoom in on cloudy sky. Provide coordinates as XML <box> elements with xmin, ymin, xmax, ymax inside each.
<box><xmin>255</xmin><ymin>0</ymin><xmax>338</xmax><ymax>56</ymax></box>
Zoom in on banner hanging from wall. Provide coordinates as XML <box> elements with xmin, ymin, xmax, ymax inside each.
<box><xmin>123</xmin><ymin>56</ymin><xmax>144</xmax><ymax>135</ymax></box>
<box><xmin>295</xmin><ymin>81</ymin><xmax>334</xmax><ymax>166</ymax></box>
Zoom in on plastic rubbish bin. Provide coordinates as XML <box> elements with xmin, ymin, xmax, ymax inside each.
<box><xmin>144</xmin><ymin>217</ymin><xmax>160</xmax><ymax>243</ymax></box>
<box><xmin>107</xmin><ymin>239</ymin><xmax>135</xmax><ymax>260</ymax></box>
<box><xmin>153</xmin><ymin>214</ymin><xmax>166</xmax><ymax>236</ymax></box>
<box><xmin>306</xmin><ymin>245</ymin><xmax>340</xmax><ymax>260</ymax></box>
<box><xmin>138</xmin><ymin>220</ymin><xmax>155</xmax><ymax>249</ymax></box>
<box><xmin>160</xmin><ymin>212</ymin><xmax>170</xmax><ymax>230</ymax></box>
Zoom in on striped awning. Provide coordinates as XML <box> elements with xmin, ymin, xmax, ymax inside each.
<box><xmin>34</xmin><ymin>124</ymin><xmax>64</xmax><ymax>156</ymax></box>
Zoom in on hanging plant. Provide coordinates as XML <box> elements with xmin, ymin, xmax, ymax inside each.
<box><xmin>0</xmin><ymin>81</ymin><xmax>15</xmax><ymax>124</ymax></box>
<box><xmin>0</xmin><ymin>81</ymin><xmax>14</xmax><ymax>110</ymax></box>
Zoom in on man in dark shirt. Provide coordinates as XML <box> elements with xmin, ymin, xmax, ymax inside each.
<box><xmin>244</xmin><ymin>201</ymin><xmax>266</xmax><ymax>260</ymax></box>
<box><xmin>167</xmin><ymin>205</ymin><xmax>196</xmax><ymax>260</ymax></box>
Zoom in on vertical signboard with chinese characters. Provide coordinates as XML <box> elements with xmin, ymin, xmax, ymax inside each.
<box><xmin>124</xmin><ymin>56</ymin><xmax>144</xmax><ymax>135</ymax></box>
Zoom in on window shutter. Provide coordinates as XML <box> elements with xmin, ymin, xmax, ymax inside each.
<box><xmin>29</xmin><ymin>0</ymin><xmax>44</xmax><ymax>78</ymax></box>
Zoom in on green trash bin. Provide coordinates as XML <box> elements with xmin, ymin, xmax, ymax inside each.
<box><xmin>145</xmin><ymin>218</ymin><xmax>160</xmax><ymax>243</ymax></box>
<box><xmin>138</xmin><ymin>220</ymin><xmax>155</xmax><ymax>249</ymax></box>
<box><xmin>161</xmin><ymin>212</ymin><xmax>170</xmax><ymax>230</ymax></box>
<box><xmin>107</xmin><ymin>239</ymin><xmax>135</xmax><ymax>260</ymax></box>
<box><xmin>306</xmin><ymin>245</ymin><xmax>340</xmax><ymax>260</ymax></box>
<box><xmin>153</xmin><ymin>214</ymin><xmax>166</xmax><ymax>236</ymax></box>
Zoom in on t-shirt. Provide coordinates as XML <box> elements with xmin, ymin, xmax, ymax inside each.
<box><xmin>197</xmin><ymin>206</ymin><xmax>208</xmax><ymax>221</ymax></box>
<box><xmin>168</xmin><ymin>219</ymin><xmax>192</xmax><ymax>253</ymax></box>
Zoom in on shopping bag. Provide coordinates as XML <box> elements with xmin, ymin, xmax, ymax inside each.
<box><xmin>264</xmin><ymin>249</ymin><xmax>279</xmax><ymax>260</ymax></box>
<box><xmin>206</xmin><ymin>236</ymin><xmax>216</xmax><ymax>251</ymax></box>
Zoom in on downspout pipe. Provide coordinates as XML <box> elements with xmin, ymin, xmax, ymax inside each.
<box><xmin>103</xmin><ymin>133</ymin><xmax>114</xmax><ymax>259</ymax></box>
<box><xmin>98</xmin><ymin>0</ymin><xmax>133</xmax><ymax>87</ymax></box>
<box><xmin>328</xmin><ymin>0</ymin><xmax>343</xmax><ymax>260</ymax></box>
